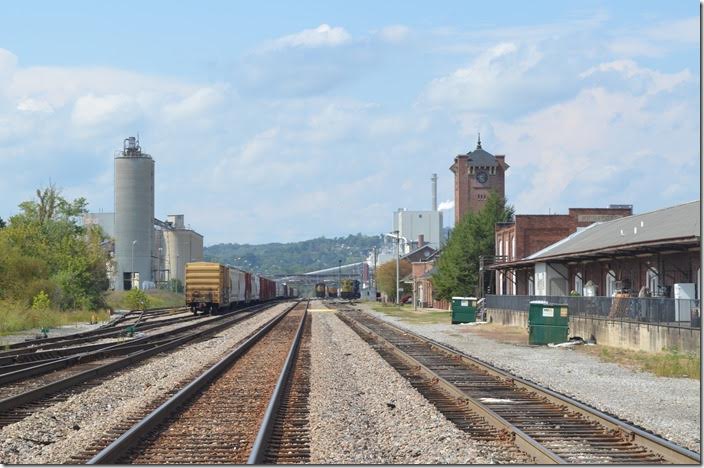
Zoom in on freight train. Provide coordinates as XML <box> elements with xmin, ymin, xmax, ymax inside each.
<box><xmin>184</xmin><ymin>261</ymin><xmax>293</xmax><ymax>314</ymax></box>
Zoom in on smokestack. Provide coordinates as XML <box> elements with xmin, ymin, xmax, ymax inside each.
<box><xmin>418</xmin><ymin>234</ymin><xmax>425</xmax><ymax>247</ymax></box>
<box><xmin>431</xmin><ymin>173</ymin><xmax>438</xmax><ymax>211</ymax></box>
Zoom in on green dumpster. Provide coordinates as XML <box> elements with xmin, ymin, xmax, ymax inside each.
<box><xmin>451</xmin><ymin>297</ymin><xmax>477</xmax><ymax>324</ymax></box>
<box><xmin>528</xmin><ymin>301</ymin><xmax>569</xmax><ymax>345</ymax></box>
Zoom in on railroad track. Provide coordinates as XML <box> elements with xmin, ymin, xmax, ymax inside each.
<box><xmin>0</xmin><ymin>307</ymin><xmax>194</xmax><ymax>359</ymax></box>
<box><xmin>86</xmin><ymin>300</ymin><xmax>311</xmax><ymax>464</ymax></box>
<box><xmin>0</xmin><ymin>301</ymin><xmax>282</xmax><ymax>429</ymax></box>
<box><xmin>336</xmin><ymin>306</ymin><xmax>700</xmax><ymax>465</ymax></box>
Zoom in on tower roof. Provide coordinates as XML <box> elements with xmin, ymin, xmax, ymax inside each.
<box><xmin>466</xmin><ymin>134</ymin><xmax>498</xmax><ymax>166</ymax></box>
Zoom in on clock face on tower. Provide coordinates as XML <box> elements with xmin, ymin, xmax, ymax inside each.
<box><xmin>476</xmin><ymin>171</ymin><xmax>488</xmax><ymax>184</ymax></box>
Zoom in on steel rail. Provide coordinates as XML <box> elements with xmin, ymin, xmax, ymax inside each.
<box><xmin>0</xmin><ymin>301</ymin><xmax>280</xmax><ymax>414</ymax></box>
<box><xmin>0</xmin><ymin>306</ymin><xmax>257</xmax><ymax>385</ymax></box>
<box><xmin>0</xmin><ymin>311</ymin><xmax>198</xmax><ymax>359</ymax></box>
<box><xmin>247</xmin><ymin>300</ymin><xmax>309</xmax><ymax>464</ymax></box>
<box><xmin>414</xmin><ymin>325</ymin><xmax>702</xmax><ymax>464</ymax></box>
<box><xmin>87</xmin><ymin>300</ymin><xmax>302</xmax><ymax>464</ymax></box>
<box><xmin>338</xmin><ymin>311</ymin><xmax>565</xmax><ymax>464</ymax></box>
<box><xmin>342</xmin><ymin>308</ymin><xmax>700</xmax><ymax>465</ymax></box>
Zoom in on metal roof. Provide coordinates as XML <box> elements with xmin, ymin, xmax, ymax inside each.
<box><xmin>493</xmin><ymin>201</ymin><xmax>700</xmax><ymax>267</ymax></box>
<box><xmin>467</xmin><ymin>146</ymin><xmax>498</xmax><ymax>167</ymax></box>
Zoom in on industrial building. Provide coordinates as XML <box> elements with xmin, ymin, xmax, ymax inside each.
<box><xmin>488</xmin><ymin>201</ymin><xmax>700</xmax><ymax>304</ymax></box>
<box><xmin>84</xmin><ymin>137</ymin><xmax>203</xmax><ymax>290</ymax></box>
<box><xmin>391</xmin><ymin>173</ymin><xmax>444</xmax><ymax>253</ymax></box>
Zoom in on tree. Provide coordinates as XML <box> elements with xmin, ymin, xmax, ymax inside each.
<box><xmin>376</xmin><ymin>259</ymin><xmax>412</xmax><ymax>300</ymax></box>
<box><xmin>0</xmin><ymin>185</ymin><xmax>109</xmax><ymax>310</ymax></box>
<box><xmin>432</xmin><ymin>192</ymin><xmax>514</xmax><ymax>300</ymax></box>
<box><xmin>125</xmin><ymin>288</ymin><xmax>150</xmax><ymax>311</ymax></box>
<box><xmin>0</xmin><ymin>217</ymin><xmax>5</xmax><ymax>229</ymax></box>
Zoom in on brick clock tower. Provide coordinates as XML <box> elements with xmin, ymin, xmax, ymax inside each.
<box><xmin>450</xmin><ymin>135</ymin><xmax>509</xmax><ymax>224</ymax></box>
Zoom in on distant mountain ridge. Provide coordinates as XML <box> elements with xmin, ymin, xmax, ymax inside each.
<box><xmin>204</xmin><ymin>233</ymin><xmax>384</xmax><ymax>276</ymax></box>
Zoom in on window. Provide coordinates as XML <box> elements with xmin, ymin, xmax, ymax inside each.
<box><xmin>511</xmin><ymin>235</ymin><xmax>515</xmax><ymax>260</ymax></box>
<box><xmin>574</xmin><ymin>273</ymin><xmax>583</xmax><ymax>295</ymax></box>
<box><xmin>646</xmin><ymin>267</ymin><xmax>659</xmax><ymax>295</ymax></box>
<box><xmin>469</xmin><ymin>166</ymin><xmax>474</xmax><ymax>175</ymax></box>
<box><xmin>528</xmin><ymin>274</ymin><xmax>535</xmax><ymax>295</ymax></box>
<box><xmin>606</xmin><ymin>270</ymin><xmax>616</xmax><ymax>297</ymax></box>
<box><xmin>490</xmin><ymin>166</ymin><xmax>496</xmax><ymax>175</ymax></box>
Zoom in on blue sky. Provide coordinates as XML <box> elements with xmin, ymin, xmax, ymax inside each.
<box><xmin>0</xmin><ymin>1</ymin><xmax>699</xmax><ymax>244</ymax></box>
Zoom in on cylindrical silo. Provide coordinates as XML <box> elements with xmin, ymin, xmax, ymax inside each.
<box><xmin>114</xmin><ymin>137</ymin><xmax>154</xmax><ymax>290</ymax></box>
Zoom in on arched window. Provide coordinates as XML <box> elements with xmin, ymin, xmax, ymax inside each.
<box><xmin>574</xmin><ymin>273</ymin><xmax>583</xmax><ymax>295</ymax></box>
<box><xmin>646</xmin><ymin>267</ymin><xmax>659</xmax><ymax>296</ymax></box>
<box><xmin>606</xmin><ymin>270</ymin><xmax>617</xmax><ymax>297</ymax></box>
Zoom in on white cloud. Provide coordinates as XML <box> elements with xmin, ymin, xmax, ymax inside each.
<box><xmin>493</xmin><ymin>82</ymin><xmax>697</xmax><ymax>214</ymax></box>
<box><xmin>379</xmin><ymin>25</ymin><xmax>410</xmax><ymax>43</ymax></box>
<box><xmin>645</xmin><ymin>17</ymin><xmax>698</xmax><ymax>43</ymax></box>
<box><xmin>161</xmin><ymin>86</ymin><xmax>226</xmax><ymax>122</ymax></box>
<box><xmin>580</xmin><ymin>60</ymin><xmax>692</xmax><ymax>95</ymax></box>
<box><xmin>421</xmin><ymin>41</ymin><xmax>569</xmax><ymax>116</ymax></box>
<box><xmin>71</xmin><ymin>94</ymin><xmax>141</xmax><ymax>128</ymax></box>
<box><xmin>17</xmin><ymin>98</ymin><xmax>54</xmax><ymax>113</ymax></box>
<box><xmin>264</xmin><ymin>24</ymin><xmax>351</xmax><ymax>50</ymax></box>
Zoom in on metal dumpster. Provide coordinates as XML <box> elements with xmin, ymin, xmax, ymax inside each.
<box><xmin>528</xmin><ymin>301</ymin><xmax>569</xmax><ymax>345</ymax></box>
<box><xmin>452</xmin><ymin>297</ymin><xmax>477</xmax><ymax>324</ymax></box>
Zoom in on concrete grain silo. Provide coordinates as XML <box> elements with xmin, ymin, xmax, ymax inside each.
<box><xmin>114</xmin><ymin>137</ymin><xmax>154</xmax><ymax>290</ymax></box>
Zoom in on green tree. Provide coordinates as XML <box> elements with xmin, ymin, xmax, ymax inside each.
<box><xmin>376</xmin><ymin>259</ymin><xmax>412</xmax><ymax>300</ymax></box>
<box><xmin>0</xmin><ymin>185</ymin><xmax>109</xmax><ymax>309</ymax></box>
<box><xmin>125</xmin><ymin>288</ymin><xmax>151</xmax><ymax>311</ymax></box>
<box><xmin>31</xmin><ymin>290</ymin><xmax>51</xmax><ymax>311</ymax></box>
<box><xmin>0</xmin><ymin>217</ymin><xmax>5</xmax><ymax>229</ymax></box>
<box><xmin>432</xmin><ymin>192</ymin><xmax>514</xmax><ymax>300</ymax></box>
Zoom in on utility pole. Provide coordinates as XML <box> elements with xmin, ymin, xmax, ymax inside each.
<box><xmin>393</xmin><ymin>230</ymin><xmax>400</xmax><ymax>305</ymax></box>
<box><xmin>338</xmin><ymin>259</ymin><xmax>342</xmax><ymax>298</ymax></box>
<box><xmin>131</xmin><ymin>240</ymin><xmax>137</xmax><ymax>290</ymax></box>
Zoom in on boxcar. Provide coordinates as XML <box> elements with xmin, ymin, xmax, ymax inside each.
<box><xmin>185</xmin><ymin>262</ymin><xmax>230</xmax><ymax>314</ymax></box>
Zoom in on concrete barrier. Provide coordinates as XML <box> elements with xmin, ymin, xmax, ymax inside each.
<box><xmin>486</xmin><ymin>308</ymin><xmax>700</xmax><ymax>354</ymax></box>
<box><xmin>486</xmin><ymin>308</ymin><xmax>528</xmax><ymax>328</ymax></box>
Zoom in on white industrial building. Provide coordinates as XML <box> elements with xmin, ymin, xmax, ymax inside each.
<box><xmin>392</xmin><ymin>209</ymin><xmax>443</xmax><ymax>253</ymax></box>
<box><xmin>83</xmin><ymin>137</ymin><xmax>203</xmax><ymax>290</ymax></box>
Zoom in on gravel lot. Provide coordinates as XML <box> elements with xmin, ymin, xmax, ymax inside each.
<box><xmin>308</xmin><ymin>307</ymin><xmax>526</xmax><ymax>464</ymax></box>
<box><xmin>0</xmin><ymin>301</ymin><xmax>293</xmax><ymax>464</ymax></box>
<box><xmin>358</xmin><ymin>303</ymin><xmax>701</xmax><ymax>453</ymax></box>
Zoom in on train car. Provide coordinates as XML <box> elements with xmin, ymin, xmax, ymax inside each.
<box><xmin>353</xmin><ymin>279</ymin><xmax>361</xmax><ymax>299</ymax></box>
<box><xmin>185</xmin><ymin>262</ymin><xmax>230</xmax><ymax>314</ymax></box>
<box><xmin>314</xmin><ymin>282</ymin><xmax>326</xmax><ymax>298</ymax></box>
<box><xmin>340</xmin><ymin>279</ymin><xmax>354</xmax><ymax>299</ymax></box>
<box><xmin>326</xmin><ymin>285</ymin><xmax>338</xmax><ymax>298</ymax></box>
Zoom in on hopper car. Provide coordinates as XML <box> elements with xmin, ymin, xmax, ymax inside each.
<box><xmin>185</xmin><ymin>261</ymin><xmax>284</xmax><ymax>314</ymax></box>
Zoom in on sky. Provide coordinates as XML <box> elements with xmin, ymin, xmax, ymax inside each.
<box><xmin>0</xmin><ymin>1</ymin><xmax>699</xmax><ymax>245</ymax></box>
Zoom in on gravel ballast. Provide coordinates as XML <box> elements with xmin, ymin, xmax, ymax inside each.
<box><xmin>359</xmin><ymin>303</ymin><xmax>701</xmax><ymax>453</ymax></box>
<box><xmin>308</xmin><ymin>307</ymin><xmax>526</xmax><ymax>464</ymax></box>
<box><xmin>0</xmin><ymin>302</ymin><xmax>293</xmax><ymax>464</ymax></box>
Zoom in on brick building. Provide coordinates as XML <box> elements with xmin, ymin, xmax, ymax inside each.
<box><xmin>450</xmin><ymin>135</ymin><xmax>508</xmax><ymax>224</ymax></box>
<box><xmin>494</xmin><ymin>205</ymin><xmax>634</xmax><ymax>294</ymax></box>
<box><xmin>489</xmin><ymin>201</ymin><xmax>700</xmax><ymax>301</ymax></box>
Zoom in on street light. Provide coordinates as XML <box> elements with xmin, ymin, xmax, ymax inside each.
<box><xmin>131</xmin><ymin>240</ymin><xmax>137</xmax><ymax>290</ymax></box>
<box><xmin>391</xmin><ymin>230</ymin><xmax>400</xmax><ymax>305</ymax></box>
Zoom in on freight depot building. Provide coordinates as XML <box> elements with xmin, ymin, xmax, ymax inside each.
<box><xmin>489</xmin><ymin>201</ymin><xmax>700</xmax><ymax>301</ymax></box>
<box><xmin>84</xmin><ymin>137</ymin><xmax>203</xmax><ymax>291</ymax></box>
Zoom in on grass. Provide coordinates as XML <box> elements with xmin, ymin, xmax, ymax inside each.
<box><xmin>579</xmin><ymin>345</ymin><xmax>700</xmax><ymax>379</ymax></box>
<box><xmin>105</xmin><ymin>289</ymin><xmax>185</xmax><ymax>310</ymax></box>
<box><xmin>370</xmin><ymin>303</ymin><xmax>451</xmax><ymax>325</ymax></box>
<box><xmin>0</xmin><ymin>299</ymin><xmax>110</xmax><ymax>337</ymax></box>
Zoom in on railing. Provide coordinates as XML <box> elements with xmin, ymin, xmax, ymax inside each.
<box><xmin>486</xmin><ymin>295</ymin><xmax>701</xmax><ymax>329</ymax></box>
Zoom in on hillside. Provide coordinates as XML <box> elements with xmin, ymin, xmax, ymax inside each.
<box><xmin>204</xmin><ymin>233</ymin><xmax>383</xmax><ymax>276</ymax></box>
